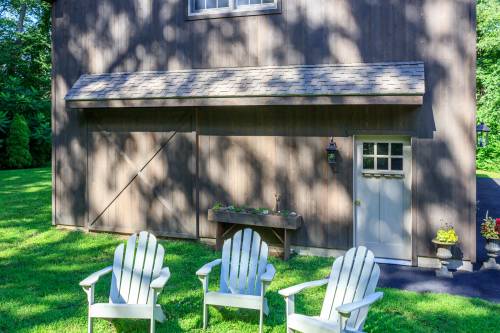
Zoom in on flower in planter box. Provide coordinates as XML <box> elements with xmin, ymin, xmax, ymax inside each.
<box><xmin>481</xmin><ymin>215</ymin><xmax>500</xmax><ymax>240</ymax></box>
<box><xmin>435</xmin><ymin>224</ymin><xmax>459</xmax><ymax>244</ymax></box>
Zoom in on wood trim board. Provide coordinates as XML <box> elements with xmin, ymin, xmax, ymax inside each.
<box><xmin>67</xmin><ymin>95</ymin><xmax>423</xmax><ymax>109</ymax></box>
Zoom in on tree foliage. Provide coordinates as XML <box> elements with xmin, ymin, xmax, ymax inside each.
<box><xmin>0</xmin><ymin>1</ymin><xmax>498</xmax><ymax>171</ymax></box>
<box><xmin>476</xmin><ymin>0</ymin><xmax>500</xmax><ymax>171</ymax></box>
<box><xmin>6</xmin><ymin>113</ymin><xmax>32</xmax><ymax>168</ymax></box>
<box><xmin>0</xmin><ymin>0</ymin><xmax>51</xmax><ymax>168</ymax></box>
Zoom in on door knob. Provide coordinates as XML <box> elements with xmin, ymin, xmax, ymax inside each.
<box><xmin>354</xmin><ymin>199</ymin><xmax>361</xmax><ymax>206</ymax></box>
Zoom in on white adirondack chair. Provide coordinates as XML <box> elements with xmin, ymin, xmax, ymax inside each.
<box><xmin>279</xmin><ymin>246</ymin><xmax>383</xmax><ymax>333</ymax></box>
<box><xmin>196</xmin><ymin>228</ymin><xmax>276</xmax><ymax>333</ymax></box>
<box><xmin>79</xmin><ymin>231</ymin><xmax>170</xmax><ymax>333</ymax></box>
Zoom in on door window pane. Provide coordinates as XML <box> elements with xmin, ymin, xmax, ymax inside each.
<box><xmin>218</xmin><ymin>0</ymin><xmax>230</xmax><ymax>7</ymax></box>
<box><xmin>363</xmin><ymin>143</ymin><xmax>374</xmax><ymax>155</ymax></box>
<box><xmin>206</xmin><ymin>0</ymin><xmax>217</xmax><ymax>9</ymax></box>
<box><xmin>377</xmin><ymin>158</ymin><xmax>389</xmax><ymax>170</ymax></box>
<box><xmin>250</xmin><ymin>0</ymin><xmax>261</xmax><ymax>4</ymax></box>
<box><xmin>363</xmin><ymin>157</ymin><xmax>375</xmax><ymax>170</ymax></box>
<box><xmin>194</xmin><ymin>0</ymin><xmax>205</xmax><ymax>10</ymax></box>
<box><xmin>391</xmin><ymin>158</ymin><xmax>403</xmax><ymax>170</ymax></box>
<box><xmin>377</xmin><ymin>143</ymin><xmax>389</xmax><ymax>155</ymax></box>
<box><xmin>238</xmin><ymin>0</ymin><xmax>250</xmax><ymax>5</ymax></box>
<box><xmin>362</xmin><ymin>141</ymin><xmax>406</xmax><ymax>173</ymax></box>
<box><xmin>391</xmin><ymin>143</ymin><xmax>403</xmax><ymax>156</ymax></box>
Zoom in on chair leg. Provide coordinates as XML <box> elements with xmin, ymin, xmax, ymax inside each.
<box><xmin>263</xmin><ymin>298</ymin><xmax>269</xmax><ymax>316</ymax></box>
<box><xmin>87</xmin><ymin>316</ymin><xmax>93</xmax><ymax>333</ymax></box>
<box><xmin>259</xmin><ymin>306</ymin><xmax>264</xmax><ymax>333</ymax></box>
<box><xmin>150</xmin><ymin>317</ymin><xmax>155</xmax><ymax>333</ymax></box>
<box><xmin>285</xmin><ymin>296</ymin><xmax>295</xmax><ymax>333</ymax></box>
<box><xmin>203</xmin><ymin>303</ymin><xmax>208</xmax><ymax>329</ymax></box>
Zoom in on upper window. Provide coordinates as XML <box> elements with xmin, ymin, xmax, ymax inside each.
<box><xmin>188</xmin><ymin>0</ymin><xmax>279</xmax><ymax>17</ymax></box>
<box><xmin>362</xmin><ymin>142</ymin><xmax>404</xmax><ymax>174</ymax></box>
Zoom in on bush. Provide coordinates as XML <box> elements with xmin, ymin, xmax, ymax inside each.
<box><xmin>29</xmin><ymin>113</ymin><xmax>51</xmax><ymax>166</ymax></box>
<box><xmin>6</xmin><ymin>114</ymin><xmax>32</xmax><ymax>168</ymax></box>
<box><xmin>0</xmin><ymin>111</ymin><xmax>10</xmax><ymax>151</ymax></box>
<box><xmin>476</xmin><ymin>0</ymin><xmax>500</xmax><ymax>172</ymax></box>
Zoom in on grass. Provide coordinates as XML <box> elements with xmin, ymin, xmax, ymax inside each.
<box><xmin>477</xmin><ymin>169</ymin><xmax>500</xmax><ymax>179</ymax></box>
<box><xmin>0</xmin><ymin>167</ymin><xmax>499</xmax><ymax>333</ymax></box>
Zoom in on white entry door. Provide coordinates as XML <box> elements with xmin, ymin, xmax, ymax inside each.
<box><xmin>355</xmin><ymin>138</ymin><xmax>412</xmax><ymax>261</ymax></box>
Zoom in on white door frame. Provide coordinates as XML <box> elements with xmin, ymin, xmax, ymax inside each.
<box><xmin>352</xmin><ymin>135</ymin><xmax>413</xmax><ymax>264</ymax></box>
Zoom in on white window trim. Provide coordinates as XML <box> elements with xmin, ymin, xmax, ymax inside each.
<box><xmin>188</xmin><ymin>0</ymin><xmax>278</xmax><ymax>17</ymax></box>
<box><xmin>361</xmin><ymin>142</ymin><xmax>405</xmax><ymax>175</ymax></box>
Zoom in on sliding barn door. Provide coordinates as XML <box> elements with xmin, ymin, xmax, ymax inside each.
<box><xmin>87</xmin><ymin>110</ymin><xmax>197</xmax><ymax>239</ymax></box>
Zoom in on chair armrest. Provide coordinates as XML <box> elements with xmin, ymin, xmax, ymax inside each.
<box><xmin>196</xmin><ymin>259</ymin><xmax>222</xmax><ymax>277</ymax></box>
<box><xmin>260</xmin><ymin>264</ymin><xmax>276</xmax><ymax>283</ymax></box>
<box><xmin>79</xmin><ymin>266</ymin><xmax>113</xmax><ymax>287</ymax></box>
<box><xmin>150</xmin><ymin>267</ymin><xmax>171</xmax><ymax>290</ymax></box>
<box><xmin>279</xmin><ymin>279</ymin><xmax>329</xmax><ymax>297</ymax></box>
<box><xmin>336</xmin><ymin>292</ymin><xmax>384</xmax><ymax>317</ymax></box>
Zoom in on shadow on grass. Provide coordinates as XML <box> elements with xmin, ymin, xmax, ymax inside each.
<box><xmin>1</xmin><ymin>167</ymin><xmax>499</xmax><ymax>332</ymax></box>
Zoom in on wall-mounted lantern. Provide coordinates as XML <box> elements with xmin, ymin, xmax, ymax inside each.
<box><xmin>476</xmin><ymin>122</ymin><xmax>490</xmax><ymax>148</ymax></box>
<box><xmin>326</xmin><ymin>137</ymin><xmax>338</xmax><ymax>165</ymax></box>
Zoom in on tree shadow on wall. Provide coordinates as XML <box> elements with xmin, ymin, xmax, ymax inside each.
<box><xmin>53</xmin><ymin>0</ymin><xmax>476</xmax><ymax>262</ymax></box>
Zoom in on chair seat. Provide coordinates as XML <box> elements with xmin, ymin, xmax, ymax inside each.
<box><xmin>288</xmin><ymin>314</ymin><xmax>341</xmax><ymax>333</ymax></box>
<box><xmin>89</xmin><ymin>303</ymin><xmax>166</xmax><ymax>322</ymax></box>
<box><xmin>205</xmin><ymin>291</ymin><xmax>263</xmax><ymax>311</ymax></box>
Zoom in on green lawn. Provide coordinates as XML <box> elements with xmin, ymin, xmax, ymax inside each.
<box><xmin>0</xmin><ymin>168</ymin><xmax>499</xmax><ymax>333</ymax></box>
<box><xmin>477</xmin><ymin>169</ymin><xmax>500</xmax><ymax>179</ymax></box>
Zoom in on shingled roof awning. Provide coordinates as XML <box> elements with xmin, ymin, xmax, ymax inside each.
<box><xmin>65</xmin><ymin>62</ymin><xmax>425</xmax><ymax>108</ymax></box>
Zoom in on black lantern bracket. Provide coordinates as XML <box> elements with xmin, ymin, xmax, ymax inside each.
<box><xmin>326</xmin><ymin>137</ymin><xmax>338</xmax><ymax>168</ymax></box>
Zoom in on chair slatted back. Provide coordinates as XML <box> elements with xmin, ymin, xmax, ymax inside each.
<box><xmin>320</xmin><ymin>247</ymin><xmax>380</xmax><ymax>330</ymax></box>
<box><xmin>220</xmin><ymin>228</ymin><xmax>268</xmax><ymax>296</ymax></box>
<box><xmin>109</xmin><ymin>231</ymin><xmax>165</xmax><ymax>305</ymax></box>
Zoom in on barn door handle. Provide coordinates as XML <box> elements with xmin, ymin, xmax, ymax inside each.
<box><xmin>354</xmin><ymin>199</ymin><xmax>361</xmax><ymax>206</ymax></box>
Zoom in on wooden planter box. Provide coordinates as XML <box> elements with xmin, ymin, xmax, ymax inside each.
<box><xmin>208</xmin><ymin>209</ymin><xmax>303</xmax><ymax>260</ymax></box>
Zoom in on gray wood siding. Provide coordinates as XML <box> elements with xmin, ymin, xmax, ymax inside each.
<box><xmin>52</xmin><ymin>0</ymin><xmax>477</xmax><ymax>260</ymax></box>
<box><xmin>86</xmin><ymin>109</ymin><xmax>197</xmax><ymax>238</ymax></box>
<box><xmin>198</xmin><ymin>106</ymin><xmax>418</xmax><ymax>249</ymax></box>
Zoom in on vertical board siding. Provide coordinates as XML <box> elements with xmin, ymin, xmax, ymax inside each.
<box><xmin>53</xmin><ymin>0</ymin><xmax>476</xmax><ymax>259</ymax></box>
<box><xmin>199</xmin><ymin>106</ymin><xmax>410</xmax><ymax>249</ymax></box>
<box><xmin>86</xmin><ymin>109</ymin><xmax>197</xmax><ymax>238</ymax></box>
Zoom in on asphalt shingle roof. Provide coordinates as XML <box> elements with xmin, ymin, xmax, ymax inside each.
<box><xmin>65</xmin><ymin>62</ymin><xmax>425</xmax><ymax>102</ymax></box>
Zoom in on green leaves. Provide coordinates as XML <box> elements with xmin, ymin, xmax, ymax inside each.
<box><xmin>480</xmin><ymin>216</ymin><xmax>500</xmax><ymax>240</ymax></box>
<box><xmin>0</xmin><ymin>0</ymin><xmax>51</xmax><ymax>169</ymax></box>
<box><xmin>29</xmin><ymin>112</ymin><xmax>51</xmax><ymax>166</ymax></box>
<box><xmin>477</xmin><ymin>0</ymin><xmax>500</xmax><ymax>172</ymax></box>
<box><xmin>5</xmin><ymin>113</ymin><xmax>32</xmax><ymax>169</ymax></box>
<box><xmin>0</xmin><ymin>111</ymin><xmax>10</xmax><ymax>135</ymax></box>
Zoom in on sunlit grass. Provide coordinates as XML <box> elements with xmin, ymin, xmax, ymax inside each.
<box><xmin>477</xmin><ymin>169</ymin><xmax>500</xmax><ymax>179</ymax></box>
<box><xmin>0</xmin><ymin>167</ymin><xmax>499</xmax><ymax>332</ymax></box>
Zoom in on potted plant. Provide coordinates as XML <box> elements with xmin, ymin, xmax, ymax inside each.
<box><xmin>480</xmin><ymin>215</ymin><xmax>500</xmax><ymax>270</ymax></box>
<box><xmin>432</xmin><ymin>224</ymin><xmax>458</xmax><ymax>278</ymax></box>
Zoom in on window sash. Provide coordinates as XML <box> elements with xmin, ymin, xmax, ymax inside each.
<box><xmin>188</xmin><ymin>0</ymin><xmax>278</xmax><ymax>16</ymax></box>
<box><xmin>362</xmin><ymin>142</ymin><xmax>405</xmax><ymax>173</ymax></box>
